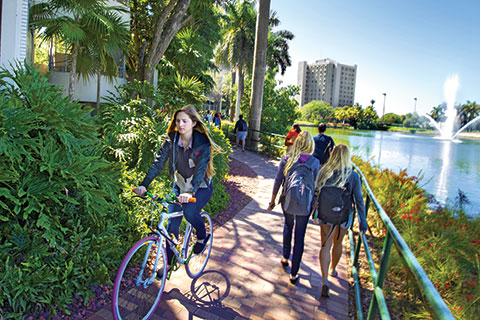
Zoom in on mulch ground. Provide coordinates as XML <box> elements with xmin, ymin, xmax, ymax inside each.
<box><xmin>29</xmin><ymin>157</ymin><xmax>259</xmax><ymax>320</ymax></box>
<box><xmin>213</xmin><ymin>158</ymin><xmax>258</xmax><ymax>228</ymax></box>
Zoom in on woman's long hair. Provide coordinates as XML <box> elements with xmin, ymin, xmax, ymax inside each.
<box><xmin>284</xmin><ymin>131</ymin><xmax>314</xmax><ymax>175</ymax></box>
<box><xmin>167</xmin><ymin>105</ymin><xmax>223</xmax><ymax>178</ymax></box>
<box><xmin>315</xmin><ymin>144</ymin><xmax>352</xmax><ymax>192</ymax></box>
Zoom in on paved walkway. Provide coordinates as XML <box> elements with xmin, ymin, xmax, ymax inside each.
<box><xmin>90</xmin><ymin>150</ymin><xmax>350</xmax><ymax>320</ymax></box>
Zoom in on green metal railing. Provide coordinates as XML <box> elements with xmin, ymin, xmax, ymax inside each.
<box><xmin>220</xmin><ymin>122</ymin><xmax>286</xmax><ymax>158</ymax></box>
<box><xmin>350</xmin><ymin>163</ymin><xmax>454</xmax><ymax>320</ymax></box>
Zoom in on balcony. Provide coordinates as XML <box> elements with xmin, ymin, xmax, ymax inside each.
<box><xmin>36</xmin><ymin>52</ymin><xmax>127</xmax><ymax>103</ymax></box>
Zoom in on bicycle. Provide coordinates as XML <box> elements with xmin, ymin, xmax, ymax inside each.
<box><xmin>112</xmin><ymin>191</ymin><xmax>214</xmax><ymax>320</ymax></box>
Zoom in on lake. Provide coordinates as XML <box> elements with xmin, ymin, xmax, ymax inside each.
<box><xmin>302</xmin><ymin>127</ymin><xmax>480</xmax><ymax>216</ymax></box>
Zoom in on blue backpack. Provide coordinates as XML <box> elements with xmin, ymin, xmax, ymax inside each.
<box><xmin>280</xmin><ymin>156</ymin><xmax>316</xmax><ymax>216</ymax></box>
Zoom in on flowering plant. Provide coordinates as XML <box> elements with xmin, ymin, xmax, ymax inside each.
<box><xmin>353</xmin><ymin>157</ymin><xmax>479</xmax><ymax>319</ymax></box>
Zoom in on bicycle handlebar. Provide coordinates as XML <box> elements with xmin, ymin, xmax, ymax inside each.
<box><xmin>131</xmin><ymin>189</ymin><xmax>196</xmax><ymax>203</ymax></box>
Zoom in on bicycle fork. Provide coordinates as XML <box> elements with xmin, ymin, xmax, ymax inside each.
<box><xmin>136</xmin><ymin>237</ymin><xmax>164</xmax><ymax>288</ymax></box>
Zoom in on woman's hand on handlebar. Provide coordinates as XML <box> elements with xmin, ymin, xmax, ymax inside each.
<box><xmin>178</xmin><ymin>192</ymin><xmax>193</xmax><ymax>203</ymax></box>
<box><xmin>134</xmin><ymin>186</ymin><xmax>146</xmax><ymax>197</ymax></box>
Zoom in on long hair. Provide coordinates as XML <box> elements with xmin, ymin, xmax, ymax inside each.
<box><xmin>284</xmin><ymin>131</ymin><xmax>314</xmax><ymax>175</ymax></box>
<box><xmin>167</xmin><ymin>105</ymin><xmax>223</xmax><ymax>178</ymax></box>
<box><xmin>293</xmin><ymin>123</ymin><xmax>301</xmax><ymax>133</ymax></box>
<box><xmin>315</xmin><ymin>144</ymin><xmax>352</xmax><ymax>192</ymax></box>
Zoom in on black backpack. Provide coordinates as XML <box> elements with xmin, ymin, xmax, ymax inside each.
<box><xmin>317</xmin><ymin>182</ymin><xmax>352</xmax><ymax>225</ymax></box>
<box><xmin>280</xmin><ymin>157</ymin><xmax>316</xmax><ymax>216</ymax></box>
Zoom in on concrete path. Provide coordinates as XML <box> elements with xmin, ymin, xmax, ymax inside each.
<box><xmin>90</xmin><ymin>150</ymin><xmax>350</xmax><ymax>320</ymax></box>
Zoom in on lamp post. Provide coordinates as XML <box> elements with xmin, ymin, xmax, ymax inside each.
<box><xmin>382</xmin><ymin>93</ymin><xmax>386</xmax><ymax>122</ymax></box>
<box><xmin>414</xmin><ymin>97</ymin><xmax>417</xmax><ymax>114</ymax></box>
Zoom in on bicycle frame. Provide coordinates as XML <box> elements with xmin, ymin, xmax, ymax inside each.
<box><xmin>139</xmin><ymin>196</ymin><xmax>195</xmax><ymax>283</ymax></box>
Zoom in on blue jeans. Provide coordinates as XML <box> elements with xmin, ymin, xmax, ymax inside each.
<box><xmin>166</xmin><ymin>183</ymin><xmax>213</xmax><ymax>264</ymax></box>
<box><xmin>282</xmin><ymin>213</ymin><xmax>310</xmax><ymax>277</ymax></box>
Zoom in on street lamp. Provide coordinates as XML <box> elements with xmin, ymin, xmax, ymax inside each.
<box><xmin>382</xmin><ymin>93</ymin><xmax>386</xmax><ymax>121</ymax></box>
<box><xmin>414</xmin><ymin>97</ymin><xmax>417</xmax><ymax>114</ymax></box>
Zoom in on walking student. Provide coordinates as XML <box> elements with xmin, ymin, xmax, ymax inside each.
<box><xmin>234</xmin><ymin>115</ymin><xmax>248</xmax><ymax>151</ymax></box>
<box><xmin>134</xmin><ymin>105</ymin><xmax>222</xmax><ymax>277</ymax></box>
<box><xmin>285</xmin><ymin>123</ymin><xmax>301</xmax><ymax>153</ymax></box>
<box><xmin>314</xmin><ymin>144</ymin><xmax>368</xmax><ymax>297</ymax></box>
<box><xmin>312</xmin><ymin>123</ymin><xmax>335</xmax><ymax>165</ymax></box>
<box><xmin>213</xmin><ymin>112</ymin><xmax>221</xmax><ymax>128</ymax></box>
<box><xmin>267</xmin><ymin>131</ymin><xmax>320</xmax><ymax>284</ymax></box>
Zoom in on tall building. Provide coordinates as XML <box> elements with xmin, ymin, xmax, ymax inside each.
<box><xmin>297</xmin><ymin>59</ymin><xmax>357</xmax><ymax>108</ymax></box>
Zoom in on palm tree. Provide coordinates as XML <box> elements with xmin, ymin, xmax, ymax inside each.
<box><xmin>249</xmin><ymin>0</ymin><xmax>271</xmax><ymax>151</ymax></box>
<box><xmin>215</xmin><ymin>0</ymin><xmax>256</xmax><ymax>121</ymax></box>
<box><xmin>30</xmin><ymin>0</ymin><xmax>128</xmax><ymax>97</ymax></box>
<box><xmin>80</xmin><ymin>7</ymin><xmax>129</xmax><ymax>109</ymax></box>
<box><xmin>458</xmin><ymin>101</ymin><xmax>480</xmax><ymax>127</ymax></box>
<box><xmin>429</xmin><ymin>104</ymin><xmax>446</xmax><ymax>122</ymax></box>
<box><xmin>266</xmin><ymin>11</ymin><xmax>294</xmax><ymax>76</ymax></box>
<box><xmin>370</xmin><ymin>99</ymin><xmax>375</xmax><ymax>107</ymax></box>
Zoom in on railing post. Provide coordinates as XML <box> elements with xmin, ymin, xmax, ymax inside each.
<box><xmin>365</xmin><ymin>196</ymin><xmax>370</xmax><ymax>216</ymax></box>
<box><xmin>367</xmin><ymin>232</ymin><xmax>393</xmax><ymax>320</ymax></box>
<box><xmin>349</xmin><ymin>230</ymin><xmax>364</xmax><ymax>320</ymax></box>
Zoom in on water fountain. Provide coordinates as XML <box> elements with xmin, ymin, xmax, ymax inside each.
<box><xmin>425</xmin><ymin>75</ymin><xmax>480</xmax><ymax>141</ymax></box>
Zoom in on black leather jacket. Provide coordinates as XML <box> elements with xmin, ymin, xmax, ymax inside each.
<box><xmin>140</xmin><ymin>130</ymin><xmax>211</xmax><ymax>195</ymax></box>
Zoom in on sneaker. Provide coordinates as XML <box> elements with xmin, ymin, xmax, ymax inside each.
<box><xmin>330</xmin><ymin>269</ymin><xmax>338</xmax><ymax>277</ymax></box>
<box><xmin>321</xmin><ymin>284</ymin><xmax>330</xmax><ymax>297</ymax></box>
<box><xmin>156</xmin><ymin>265</ymin><xmax>170</xmax><ymax>280</ymax></box>
<box><xmin>193</xmin><ymin>234</ymin><xmax>211</xmax><ymax>254</ymax></box>
<box><xmin>289</xmin><ymin>274</ymin><xmax>299</xmax><ymax>284</ymax></box>
<box><xmin>281</xmin><ymin>258</ymin><xmax>289</xmax><ymax>267</ymax></box>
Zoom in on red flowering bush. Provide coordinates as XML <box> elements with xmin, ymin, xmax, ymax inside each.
<box><xmin>353</xmin><ymin>157</ymin><xmax>480</xmax><ymax>319</ymax></box>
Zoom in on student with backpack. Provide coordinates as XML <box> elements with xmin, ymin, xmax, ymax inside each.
<box><xmin>312</xmin><ymin>123</ymin><xmax>335</xmax><ymax>165</ymax></box>
<box><xmin>234</xmin><ymin>115</ymin><xmax>248</xmax><ymax>151</ymax></box>
<box><xmin>314</xmin><ymin>144</ymin><xmax>368</xmax><ymax>297</ymax></box>
<box><xmin>284</xmin><ymin>123</ymin><xmax>301</xmax><ymax>153</ymax></box>
<box><xmin>267</xmin><ymin>131</ymin><xmax>320</xmax><ymax>284</ymax></box>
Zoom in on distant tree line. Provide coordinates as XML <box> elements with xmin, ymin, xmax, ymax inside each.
<box><xmin>300</xmin><ymin>100</ymin><xmax>480</xmax><ymax>131</ymax></box>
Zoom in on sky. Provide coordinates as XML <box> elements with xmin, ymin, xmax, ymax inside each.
<box><xmin>272</xmin><ymin>0</ymin><xmax>480</xmax><ymax>116</ymax></box>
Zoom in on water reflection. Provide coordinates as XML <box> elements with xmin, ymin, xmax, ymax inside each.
<box><xmin>435</xmin><ymin>141</ymin><xmax>452</xmax><ymax>204</ymax></box>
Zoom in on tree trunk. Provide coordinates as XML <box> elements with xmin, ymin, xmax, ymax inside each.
<box><xmin>229</xmin><ymin>70</ymin><xmax>236</xmax><ymax>122</ymax></box>
<box><xmin>48</xmin><ymin>37</ymin><xmax>54</xmax><ymax>71</ymax></box>
<box><xmin>68</xmin><ymin>42</ymin><xmax>79</xmax><ymax>97</ymax></box>
<box><xmin>141</xmin><ymin>0</ymin><xmax>192</xmax><ymax>83</ymax></box>
<box><xmin>234</xmin><ymin>65</ymin><xmax>243</xmax><ymax>122</ymax></box>
<box><xmin>248</xmin><ymin>0</ymin><xmax>271</xmax><ymax>151</ymax></box>
<box><xmin>96</xmin><ymin>71</ymin><xmax>101</xmax><ymax>113</ymax></box>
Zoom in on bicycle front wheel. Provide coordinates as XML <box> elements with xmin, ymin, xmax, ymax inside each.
<box><xmin>112</xmin><ymin>236</ymin><xmax>167</xmax><ymax>320</ymax></box>
<box><xmin>185</xmin><ymin>211</ymin><xmax>213</xmax><ymax>278</ymax></box>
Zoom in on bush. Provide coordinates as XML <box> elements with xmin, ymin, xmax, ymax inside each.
<box><xmin>203</xmin><ymin>124</ymin><xmax>231</xmax><ymax>214</ymax></box>
<box><xmin>99</xmin><ymin>96</ymin><xmax>231</xmax><ymax>236</ymax></box>
<box><xmin>0</xmin><ymin>63</ymin><xmax>127</xmax><ymax>316</ymax></box>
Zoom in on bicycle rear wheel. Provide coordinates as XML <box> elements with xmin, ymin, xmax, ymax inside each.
<box><xmin>185</xmin><ymin>211</ymin><xmax>213</xmax><ymax>278</ymax></box>
<box><xmin>112</xmin><ymin>236</ymin><xmax>167</xmax><ymax>320</ymax></box>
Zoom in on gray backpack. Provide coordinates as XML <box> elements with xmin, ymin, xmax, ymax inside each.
<box><xmin>280</xmin><ymin>157</ymin><xmax>316</xmax><ymax>216</ymax></box>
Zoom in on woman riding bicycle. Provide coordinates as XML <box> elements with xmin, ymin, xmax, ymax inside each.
<box><xmin>134</xmin><ymin>105</ymin><xmax>221</xmax><ymax>275</ymax></box>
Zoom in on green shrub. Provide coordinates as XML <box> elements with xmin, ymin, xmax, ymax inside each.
<box><xmin>0</xmin><ymin>63</ymin><xmax>127</xmax><ymax>316</ymax></box>
<box><xmin>204</xmin><ymin>124</ymin><xmax>231</xmax><ymax>214</ymax></box>
<box><xmin>99</xmin><ymin>97</ymin><xmax>231</xmax><ymax>236</ymax></box>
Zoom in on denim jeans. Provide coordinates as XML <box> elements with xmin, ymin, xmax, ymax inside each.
<box><xmin>282</xmin><ymin>213</ymin><xmax>310</xmax><ymax>276</ymax></box>
<box><xmin>166</xmin><ymin>182</ymin><xmax>213</xmax><ymax>264</ymax></box>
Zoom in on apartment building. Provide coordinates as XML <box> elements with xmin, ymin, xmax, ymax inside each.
<box><xmin>0</xmin><ymin>0</ymin><xmax>128</xmax><ymax>103</ymax></box>
<box><xmin>297</xmin><ymin>59</ymin><xmax>357</xmax><ymax>108</ymax></box>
